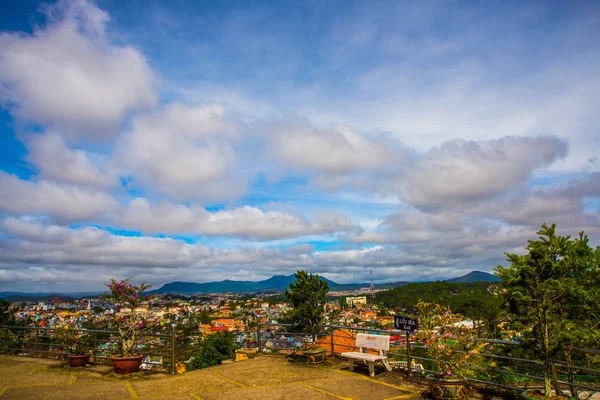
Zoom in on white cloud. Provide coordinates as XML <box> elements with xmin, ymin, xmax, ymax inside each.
<box><xmin>115</xmin><ymin>199</ymin><xmax>353</xmax><ymax>240</ymax></box>
<box><xmin>0</xmin><ymin>218</ymin><xmax>212</xmax><ymax>270</ymax></box>
<box><xmin>400</xmin><ymin>136</ymin><xmax>567</xmax><ymax>209</ymax></box>
<box><xmin>0</xmin><ymin>172</ymin><xmax>119</xmax><ymax>222</ymax></box>
<box><xmin>265</xmin><ymin>119</ymin><xmax>409</xmax><ymax>174</ymax></box>
<box><xmin>114</xmin><ymin>103</ymin><xmax>245</xmax><ymax>202</ymax></box>
<box><xmin>24</xmin><ymin>132</ymin><xmax>114</xmax><ymax>187</ymax></box>
<box><xmin>0</xmin><ymin>0</ymin><xmax>157</xmax><ymax>139</ymax></box>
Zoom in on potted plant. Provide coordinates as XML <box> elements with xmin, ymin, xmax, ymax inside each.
<box><xmin>105</xmin><ymin>278</ymin><xmax>151</xmax><ymax>374</ymax></box>
<box><xmin>55</xmin><ymin>325</ymin><xmax>92</xmax><ymax>367</ymax></box>
<box><xmin>415</xmin><ymin>301</ymin><xmax>484</xmax><ymax>399</ymax></box>
<box><xmin>301</xmin><ymin>344</ymin><xmax>327</xmax><ymax>364</ymax></box>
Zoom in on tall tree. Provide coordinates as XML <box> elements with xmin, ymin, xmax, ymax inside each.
<box><xmin>495</xmin><ymin>223</ymin><xmax>600</xmax><ymax>397</ymax></box>
<box><xmin>284</xmin><ymin>270</ymin><xmax>329</xmax><ymax>342</ymax></box>
<box><xmin>0</xmin><ymin>300</ymin><xmax>15</xmax><ymax>325</ymax></box>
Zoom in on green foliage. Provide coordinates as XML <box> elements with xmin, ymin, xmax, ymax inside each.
<box><xmin>453</xmin><ymin>293</ymin><xmax>504</xmax><ymax>338</ymax></box>
<box><xmin>495</xmin><ymin>223</ymin><xmax>600</xmax><ymax>396</ymax></box>
<box><xmin>414</xmin><ymin>301</ymin><xmax>486</xmax><ymax>379</ymax></box>
<box><xmin>188</xmin><ymin>341</ymin><xmax>223</xmax><ymax>370</ymax></box>
<box><xmin>377</xmin><ymin>280</ymin><xmax>496</xmax><ymax>312</ymax></box>
<box><xmin>284</xmin><ymin>270</ymin><xmax>329</xmax><ymax>341</ymax></box>
<box><xmin>188</xmin><ymin>332</ymin><xmax>235</xmax><ymax>370</ymax></box>
<box><xmin>0</xmin><ymin>300</ymin><xmax>15</xmax><ymax>325</ymax></box>
<box><xmin>0</xmin><ymin>328</ymin><xmax>17</xmax><ymax>352</ymax></box>
<box><xmin>210</xmin><ymin>331</ymin><xmax>236</xmax><ymax>357</ymax></box>
<box><xmin>105</xmin><ymin>278</ymin><xmax>152</xmax><ymax>357</ymax></box>
<box><xmin>54</xmin><ymin>325</ymin><xmax>92</xmax><ymax>355</ymax></box>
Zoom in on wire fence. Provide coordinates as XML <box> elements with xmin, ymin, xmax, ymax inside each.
<box><xmin>0</xmin><ymin>325</ymin><xmax>177</xmax><ymax>374</ymax></box>
<box><xmin>2</xmin><ymin>322</ymin><xmax>599</xmax><ymax>398</ymax></box>
<box><xmin>257</xmin><ymin>323</ymin><xmax>600</xmax><ymax>397</ymax></box>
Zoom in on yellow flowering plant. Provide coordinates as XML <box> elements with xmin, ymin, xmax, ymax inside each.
<box><xmin>55</xmin><ymin>324</ymin><xmax>92</xmax><ymax>355</ymax></box>
<box><xmin>414</xmin><ymin>301</ymin><xmax>484</xmax><ymax>380</ymax></box>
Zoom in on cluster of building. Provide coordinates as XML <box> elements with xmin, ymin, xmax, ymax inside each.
<box><xmin>7</xmin><ymin>291</ymin><xmax>402</xmax><ymax>346</ymax></box>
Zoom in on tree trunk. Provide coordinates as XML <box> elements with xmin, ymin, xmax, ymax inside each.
<box><xmin>543</xmin><ymin>305</ymin><xmax>552</xmax><ymax>397</ymax></box>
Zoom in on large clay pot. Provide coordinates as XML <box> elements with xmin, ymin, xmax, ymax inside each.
<box><xmin>428</xmin><ymin>376</ymin><xmax>467</xmax><ymax>399</ymax></box>
<box><xmin>111</xmin><ymin>355</ymin><xmax>144</xmax><ymax>374</ymax></box>
<box><xmin>67</xmin><ymin>354</ymin><xmax>90</xmax><ymax>367</ymax></box>
<box><xmin>302</xmin><ymin>347</ymin><xmax>327</xmax><ymax>364</ymax></box>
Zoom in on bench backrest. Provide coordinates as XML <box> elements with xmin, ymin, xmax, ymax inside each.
<box><xmin>355</xmin><ymin>333</ymin><xmax>390</xmax><ymax>351</ymax></box>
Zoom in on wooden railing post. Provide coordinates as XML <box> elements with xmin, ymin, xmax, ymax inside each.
<box><xmin>551</xmin><ymin>364</ymin><xmax>560</xmax><ymax>396</ymax></box>
<box><xmin>92</xmin><ymin>330</ymin><xmax>98</xmax><ymax>364</ymax></box>
<box><xmin>171</xmin><ymin>325</ymin><xmax>176</xmax><ymax>375</ymax></box>
<box><xmin>330</xmin><ymin>328</ymin><xmax>334</xmax><ymax>356</ymax></box>
<box><xmin>34</xmin><ymin>327</ymin><xmax>38</xmax><ymax>358</ymax></box>
<box><xmin>406</xmin><ymin>332</ymin><xmax>412</xmax><ymax>377</ymax></box>
<box><xmin>256</xmin><ymin>322</ymin><xmax>261</xmax><ymax>352</ymax></box>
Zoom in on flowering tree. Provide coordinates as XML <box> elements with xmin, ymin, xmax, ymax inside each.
<box><xmin>414</xmin><ymin>301</ymin><xmax>483</xmax><ymax>380</ymax></box>
<box><xmin>55</xmin><ymin>324</ymin><xmax>92</xmax><ymax>355</ymax></box>
<box><xmin>105</xmin><ymin>278</ymin><xmax>151</xmax><ymax>357</ymax></box>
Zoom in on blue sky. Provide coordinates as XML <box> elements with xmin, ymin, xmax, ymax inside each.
<box><xmin>0</xmin><ymin>0</ymin><xmax>599</xmax><ymax>292</ymax></box>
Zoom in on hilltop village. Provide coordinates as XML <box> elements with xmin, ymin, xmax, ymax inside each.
<box><xmin>8</xmin><ymin>288</ymin><xmax>409</xmax><ymax>349</ymax></box>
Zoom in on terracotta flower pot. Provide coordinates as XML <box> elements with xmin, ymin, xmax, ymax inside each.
<box><xmin>111</xmin><ymin>355</ymin><xmax>144</xmax><ymax>374</ymax></box>
<box><xmin>67</xmin><ymin>354</ymin><xmax>90</xmax><ymax>367</ymax></box>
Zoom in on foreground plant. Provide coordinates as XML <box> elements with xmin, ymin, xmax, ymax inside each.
<box><xmin>414</xmin><ymin>301</ymin><xmax>484</xmax><ymax>380</ymax></box>
<box><xmin>495</xmin><ymin>223</ymin><xmax>600</xmax><ymax>397</ymax></box>
<box><xmin>105</xmin><ymin>278</ymin><xmax>151</xmax><ymax>357</ymax></box>
<box><xmin>55</xmin><ymin>324</ymin><xmax>92</xmax><ymax>355</ymax></box>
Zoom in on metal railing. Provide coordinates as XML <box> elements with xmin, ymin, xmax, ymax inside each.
<box><xmin>0</xmin><ymin>325</ymin><xmax>178</xmax><ymax>374</ymax></box>
<box><xmin>255</xmin><ymin>323</ymin><xmax>600</xmax><ymax>397</ymax></box>
<box><xmin>2</xmin><ymin>321</ymin><xmax>599</xmax><ymax>397</ymax></box>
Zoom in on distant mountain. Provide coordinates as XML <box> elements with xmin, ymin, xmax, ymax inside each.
<box><xmin>444</xmin><ymin>271</ymin><xmax>500</xmax><ymax>283</ymax></box>
<box><xmin>148</xmin><ymin>275</ymin><xmax>410</xmax><ymax>295</ymax></box>
<box><xmin>0</xmin><ymin>271</ymin><xmax>498</xmax><ymax>298</ymax></box>
<box><xmin>0</xmin><ymin>291</ymin><xmax>102</xmax><ymax>300</ymax></box>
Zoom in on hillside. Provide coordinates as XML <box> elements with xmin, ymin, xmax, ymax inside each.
<box><xmin>376</xmin><ymin>280</ymin><xmax>499</xmax><ymax>310</ymax></box>
<box><xmin>0</xmin><ymin>271</ymin><xmax>498</xmax><ymax>298</ymax></box>
<box><xmin>445</xmin><ymin>271</ymin><xmax>500</xmax><ymax>283</ymax></box>
<box><xmin>147</xmin><ymin>275</ymin><xmax>408</xmax><ymax>294</ymax></box>
<box><xmin>147</xmin><ymin>270</ymin><xmax>495</xmax><ymax>295</ymax></box>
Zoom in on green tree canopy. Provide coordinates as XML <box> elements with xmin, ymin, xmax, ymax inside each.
<box><xmin>284</xmin><ymin>270</ymin><xmax>329</xmax><ymax>341</ymax></box>
<box><xmin>0</xmin><ymin>300</ymin><xmax>15</xmax><ymax>326</ymax></box>
<box><xmin>495</xmin><ymin>223</ymin><xmax>600</xmax><ymax>396</ymax></box>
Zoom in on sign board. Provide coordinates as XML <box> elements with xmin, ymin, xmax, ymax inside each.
<box><xmin>394</xmin><ymin>315</ymin><xmax>418</xmax><ymax>332</ymax></box>
<box><xmin>356</xmin><ymin>333</ymin><xmax>390</xmax><ymax>351</ymax></box>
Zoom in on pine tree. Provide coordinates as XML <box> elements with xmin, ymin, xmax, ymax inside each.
<box><xmin>495</xmin><ymin>223</ymin><xmax>600</xmax><ymax>397</ymax></box>
<box><xmin>284</xmin><ymin>270</ymin><xmax>329</xmax><ymax>342</ymax></box>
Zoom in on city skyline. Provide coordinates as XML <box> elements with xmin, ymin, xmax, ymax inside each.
<box><xmin>0</xmin><ymin>0</ymin><xmax>599</xmax><ymax>292</ymax></box>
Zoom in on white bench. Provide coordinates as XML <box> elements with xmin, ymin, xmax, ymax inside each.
<box><xmin>340</xmin><ymin>333</ymin><xmax>392</xmax><ymax>377</ymax></box>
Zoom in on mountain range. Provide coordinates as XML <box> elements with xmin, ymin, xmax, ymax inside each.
<box><xmin>0</xmin><ymin>271</ymin><xmax>500</xmax><ymax>300</ymax></box>
<box><xmin>146</xmin><ymin>270</ymin><xmax>500</xmax><ymax>295</ymax></box>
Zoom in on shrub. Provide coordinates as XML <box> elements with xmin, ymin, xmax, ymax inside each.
<box><xmin>187</xmin><ymin>332</ymin><xmax>235</xmax><ymax>370</ymax></box>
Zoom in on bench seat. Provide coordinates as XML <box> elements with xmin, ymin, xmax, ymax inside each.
<box><xmin>339</xmin><ymin>334</ymin><xmax>392</xmax><ymax>377</ymax></box>
<box><xmin>340</xmin><ymin>351</ymin><xmax>387</xmax><ymax>363</ymax></box>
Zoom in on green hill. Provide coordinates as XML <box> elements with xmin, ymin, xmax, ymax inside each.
<box><xmin>376</xmin><ymin>280</ymin><xmax>498</xmax><ymax>311</ymax></box>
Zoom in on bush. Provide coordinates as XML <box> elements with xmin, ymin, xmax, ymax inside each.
<box><xmin>211</xmin><ymin>331</ymin><xmax>236</xmax><ymax>358</ymax></box>
<box><xmin>0</xmin><ymin>328</ymin><xmax>17</xmax><ymax>353</ymax></box>
<box><xmin>187</xmin><ymin>332</ymin><xmax>235</xmax><ymax>370</ymax></box>
<box><xmin>188</xmin><ymin>341</ymin><xmax>224</xmax><ymax>370</ymax></box>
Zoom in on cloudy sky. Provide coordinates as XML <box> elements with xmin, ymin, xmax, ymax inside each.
<box><xmin>0</xmin><ymin>0</ymin><xmax>599</xmax><ymax>292</ymax></box>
